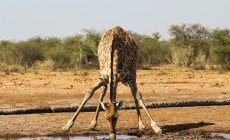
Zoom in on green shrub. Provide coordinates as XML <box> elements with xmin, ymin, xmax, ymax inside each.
<box><xmin>210</xmin><ymin>45</ymin><xmax>230</xmax><ymax>70</ymax></box>
<box><xmin>135</xmin><ymin>35</ymin><xmax>172</xmax><ymax>68</ymax></box>
<box><xmin>10</xmin><ymin>41</ymin><xmax>45</xmax><ymax>67</ymax></box>
<box><xmin>49</xmin><ymin>46</ymin><xmax>72</xmax><ymax>70</ymax></box>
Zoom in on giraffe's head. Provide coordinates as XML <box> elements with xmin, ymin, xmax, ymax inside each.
<box><xmin>101</xmin><ymin>101</ymin><xmax>123</xmax><ymax>139</ymax></box>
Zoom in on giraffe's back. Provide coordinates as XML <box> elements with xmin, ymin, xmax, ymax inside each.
<box><xmin>98</xmin><ymin>26</ymin><xmax>138</xmax><ymax>82</ymax></box>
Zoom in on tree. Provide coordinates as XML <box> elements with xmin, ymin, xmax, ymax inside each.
<box><xmin>152</xmin><ymin>32</ymin><xmax>161</xmax><ymax>41</ymax></box>
<box><xmin>0</xmin><ymin>40</ymin><xmax>12</xmax><ymax>46</ymax></box>
<box><xmin>81</xmin><ymin>28</ymin><xmax>101</xmax><ymax>56</ymax></box>
<box><xmin>210</xmin><ymin>28</ymin><xmax>230</xmax><ymax>69</ymax></box>
<box><xmin>64</xmin><ymin>35</ymin><xmax>83</xmax><ymax>63</ymax></box>
<box><xmin>64</xmin><ymin>34</ymin><xmax>97</xmax><ymax>67</ymax></box>
<box><xmin>131</xmin><ymin>32</ymin><xmax>171</xmax><ymax>68</ymax></box>
<box><xmin>0</xmin><ymin>40</ymin><xmax>13</xmax><ymax>63</ymax></box>
<box><xmin>211</xmin><ymin>28</ymin><xmax>230</xmax><ymax>46</ymax></box>
<box><xmin>10</xmin><ymin>41</ymin><xmax>44</xmax><ymax>67</ymax></box>
<box><xmin>169</xmin><ymin>23</ymin><xmax>210</xmax><ymax>67</ymax></box>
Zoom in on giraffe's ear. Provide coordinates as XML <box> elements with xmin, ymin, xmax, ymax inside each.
<box><xmin>116</xmin><ymin>100</ymin><xmax>124</xmax><ymax>109</ymax></box>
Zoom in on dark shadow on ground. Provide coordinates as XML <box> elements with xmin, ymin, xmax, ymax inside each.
<box><xmin>162</xmin><ymin>121</ymin><xmax>215</xmax><ymax>132</ymax></box>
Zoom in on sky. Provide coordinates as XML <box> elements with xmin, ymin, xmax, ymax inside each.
<box><xmin>0</xmin><ymin>0</ymin><xmax>230</xmax><ymax>41</ymax></box>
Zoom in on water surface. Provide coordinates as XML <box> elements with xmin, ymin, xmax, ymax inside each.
<box><xmin>16</xmin><ymin>134</ymin><xmax>138</xmax><ymax>140</ymax></box>
<box><xmin>211</xmin><ymin>133</ymin><xmax>230</xmax><ymax>139</ymax></box>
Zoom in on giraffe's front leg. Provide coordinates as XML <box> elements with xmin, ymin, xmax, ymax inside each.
<box><xmin>62</xmin><ymin>79</ymin><xmax>106</xmax><ymax>133</ymax></box>
<box><xmin>62</xmin><ymin>91</ymin><xmax>92</xmax><ymax>132</ymax></box>
<box><xmin>89</xmin><ymin>84</ymin><xmax>108</xmax><ymax>130</ymax></box>
<box><xmin>62</xmin><ymin>119</ymin><xmax>74</xmax><ymax>133</ymax></box>
<box><xmin>137</xmin><ymin>91</ymin><xmax>161</xmax><ymax>133</ymax></box>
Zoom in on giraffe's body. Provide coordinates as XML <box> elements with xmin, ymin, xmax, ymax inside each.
<box><xmin>98</xmin><ymin>26</ymin><xmax>137</xmax><ymax>83</ymax></box>
<box><xmin>98</xmin><ymin>26</ymin><xmax>138</xmax><ymax>102</ymax></box>
<box><xmin>62</xmin><ymin>26</ymin><xmax>161</xmax><ymax>139</ymax></box>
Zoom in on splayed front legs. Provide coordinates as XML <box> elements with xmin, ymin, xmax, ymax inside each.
<box><xmin>62</xmin><ymin>79</ymin><xmax>107</xmax><ymax>132</ymax></box>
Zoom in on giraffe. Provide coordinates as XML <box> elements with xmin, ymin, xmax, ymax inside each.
<box><xmin>62</xmin><ymin>26</ymin><xmax>161</xmax><ymax>139</ymax></box>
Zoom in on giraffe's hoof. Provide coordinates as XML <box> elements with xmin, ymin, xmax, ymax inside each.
<box><xmin>88</xmin><ymin>120</ymin><xmax>97</xmax><ymax>130</ymax></box>
<box><xmin>62</xmin><ymin>126</ymin><xmax>70</xmax><ymax>134</ymax></box>
<box><xmin>154</xmin><ymin>127</ymin><xmax>162</xmax><ymax>134</ymax></box>
<box><xmin>151</xmin><ymin>121</ymin><xmax>161</xmax><ymax>133</ymax></box>
<box><xmin>138</xmin><ymin>123</ymin><xmax>145</xmax><ymax>131</ymax></box>
<box><xmin>109</xmin><ymin>133</ymin><xmax>116</xmax><ymax>140</ymax></box>
<box><xmin>62</xmin><ymin>120</ymin><xmax>73</xmax><ymax>133</ymax></box>
<box><xmin>88</xmin><ymin>126</ymin><xmax>95</xmax><ymax>130</ymax></box>
<box><xmin>139</xmin><ymin>126</ymin><xmax>145</xmax><ymax>131</ymax></box>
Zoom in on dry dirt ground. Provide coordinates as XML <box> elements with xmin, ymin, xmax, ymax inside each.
<box><xmin>0</xmin><ymin>68</ymin><xmax>230</xmax><ymax>139</ymax></box>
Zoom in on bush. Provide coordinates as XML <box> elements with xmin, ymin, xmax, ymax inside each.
<box><xmin>10</xmin><ymin>41</ymin><xmax>45</xmax><ymax>67</ymax></box>
<box><xmin>169</xmin><ymin>24</ymin><xmax>210</xmax><ymax>68</ymax></box>
<box><xmin>135</xmin><ymin>35</ymin><xmax>172</xmax><ymax>68</ymax></box>
<box><xmin>210</xmin><ymin>45</ymin><xmax>230</xmax><ymax>70</ymax></box>
<box><xmin>171</xmin><ymin>46</ymin><xmax>193</xmax><ymax>67</ymax></box>
<box><xmin>49</xmin><ymin>46</ymin><xmax>73</xmax><ymax>70</ymax></box>
<box><xmin>1</xmin><ymin>26</ymin><xmax>230</xmax><ymax>71</ymax></box>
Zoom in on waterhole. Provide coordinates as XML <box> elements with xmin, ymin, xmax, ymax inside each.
<box><xmin>15</xmin><ymin>135</ymin><xmax>138</xmax><ymax>140</ymax></box>
<box><xmin>211</xmin><ymin>133</ymin><xmax>230</xmax><ymax>139</ymax></box>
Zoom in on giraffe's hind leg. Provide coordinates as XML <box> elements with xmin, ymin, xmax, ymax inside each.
<box><xmin>137</xmin><ymin>91</ymin><xmax>161</xmax><ymax>133</ymax></box>
<box><xmin>88</xmin><ymin>84</ymin><xmax>108</xmax><ymax>130</ymax></box>
<box><xmin>62</xmin><ymin>79</ymin><xmax>107</xmax><ymax>133</ymax></box>
<box><xmin>128</xmin><ymin>81</ymin><xmax>161</xmax><ymax>133</ymax></box>
<box><xmin>127</xmin><ymin>81</ymin><xmax>145</xmax><ymax>130</ymax></box>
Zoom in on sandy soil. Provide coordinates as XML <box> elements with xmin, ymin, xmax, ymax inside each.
<box><xmin>0</xmin><ymin>68</ymin><xmax>230</xmax><ymax>139</ymax></box>
<box><xmin>0</xmin><ymin>106</ymin><xmax>230</xmax><ymax>137</ymax></box>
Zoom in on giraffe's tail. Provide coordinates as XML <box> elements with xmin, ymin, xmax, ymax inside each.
<box><xmin>109</xmin><ymin>38</ymin><xmax>118</xmax><ymax>103</ymax></box>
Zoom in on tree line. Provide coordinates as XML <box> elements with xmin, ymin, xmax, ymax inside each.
<box><xmin>0</xmin><ymin>23</ymin><xmax>229</xmax><ymax>73</ymax></box>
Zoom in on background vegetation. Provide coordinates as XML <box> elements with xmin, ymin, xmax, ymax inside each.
<box><xmin>0</xmin><ymin>23</ymin><xmax>230</xmax><ymax>73</ymax></box>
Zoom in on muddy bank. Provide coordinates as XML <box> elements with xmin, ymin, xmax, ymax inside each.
<box><xmin>7</xmin><ymin>132</ymin><xmax>229</xmax><ymax>140</ymax></box>
<box><xmin>0</xmin><ymin>106</ymin><xmax>230</xmax><ymax>139</ymax></box>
